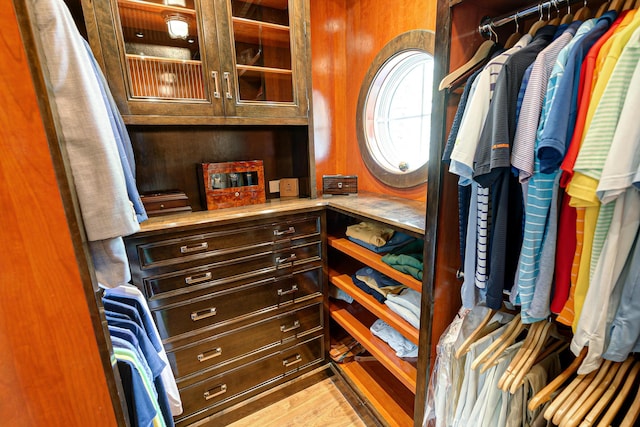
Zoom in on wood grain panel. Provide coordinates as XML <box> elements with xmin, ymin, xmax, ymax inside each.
<box><xmin>312</xmin><ymin>0</ymin><xmax>436</xmax><ymax>201</ymax></box>
<box><xmin>1</xmin><ymin>3</ymin><xmax>118</xmax><ymax>425</ymax></box>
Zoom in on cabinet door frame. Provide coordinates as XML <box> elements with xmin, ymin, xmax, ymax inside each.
<box><xmin>214</xmin><ymin>0</ymin><xmax>309</xmax><ymax>119</ymax></box>
<box><xmin>89</xmin><ymin>0</ymin><xmax>225</xmax><ymax>117</ymax></box>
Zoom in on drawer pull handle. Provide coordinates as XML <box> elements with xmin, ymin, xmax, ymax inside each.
<box><xmin>276</xmin><ymin>254</ymin><xmax>297</xmax><ymax>265</ymax></box>
<box><xmin>223</xmin><ymin>72</ymin><xmax>233</xmax><ymax>99</ymax></box>
<box><xmin>280</xmin><ymin>320</ymin><xmax>300</xmax><ymax>333</ymax></box>
<box><xmin>277</xmin><ymin>285</ymin><xmax>298</xmax><ymax>296</ymax></box>
<box><xmin>191</xmin><ymin>307</ymin><xmax>216</xmax><ymax>321</ymax></box>
<box><xmin>185</xmin><ymin>272</ymin><xmax>212</xmax><ymax>285</ymax></box>
<box><xmin>274</xmin><ymin>226</ymin><xmax>295</xmax><ymax>236</ymax></box>
<box><xmin>211</xmin><ymin>71</ymin><xmax>220</xmax><ymax>99</ymax></box>
<box><xmin>197</xmin><ymin>347</ymin><xmax>222</xmax><ymax>362</ymax></box>
<box><xmin>283</xmin><ymin>354</ymin><xmax>302</xmax><ymax>368</ymax></box>
<box><xmin>180</xmin><ymin>242</ymin><xmax>208</xmax><ymax>254</ymax></box>
<box><xmin>203</xmin><ymin>384</ymin><xmax>227</xmax><ymax>400</ymax></box>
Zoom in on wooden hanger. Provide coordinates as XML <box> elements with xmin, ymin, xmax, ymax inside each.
<box><xmin>636</xmin><ymin>0</ymin><xmax>640</xmax><ymax>10</ymax></box>
<box><xmin>497</xmin><ymin>321</ymin><xmax>544</xmax><ymax>390</ymax></box>
<box><xmin>595</xmin><ymin>1</ymin><xmax>610</xmax><ymax>17</ymax></box>
<box><xmin>543</xmin><ymin>372</ymin><xmax>596</xmax><ymax>421</ymax></box>
<box><xmin>529</xmin><ymin>347</ymin><xmax>588</xmax><ymax>411</ymax></box>
<box><xmin>504</xmin><ymin>31</ymin><xmax>523</xmax><ymax>49</ymax></box>
<box><xmin>623</xmin><ymin>0</ymin><xmax>636</xmax><ymax>9</ymax></box>
<box><xmin>438</xmin><ymin>40</ymin><xmax>495</xmax><ymax>91</ymax></box>
<box><xmin>573</xmin><ymin>1</ymin><xmax>593</xmax><ymax>21</ymax></box>
<box><xmin>544</xmin><ymin>370</ymin><xmax>597</xmax><ymax>422</ymax></box>
<box><xmin>508</xmin><ymin>321</ymin><xmax>563</xmax><ymax>394</ymax></box>
<box><xmin>454</xmin><ymin>308</ymin><xmax>497</xmax><ymax>358</ymax></box>
<box><xmin>471</xmin><ymin>313</ymin><xmax>521</xmax><ymax>370</ymax></box>
<box><xmin>571</xmin><ymin>358</ymin><xmax>633</xmax><ymax>427</ymax></box>
<box><xmin>553</xmin><ymin>360</ymin><xmax>615</xmax><ymax>426</ymax></box>
<box><xmin>596</xmin><ymin>361</ymin><xmax>640</xmax><ymax>426</ymax></box>
<box><xmin>608</xmin><ymin>0</ymin><xmax>626</xmax><ymax>12</ymax></box>
<box><xmin>620</xmin><ymin>381</ymin><xmax>640</xmax><ymax>427</ymax></box>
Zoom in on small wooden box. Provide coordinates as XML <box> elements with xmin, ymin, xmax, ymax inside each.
<box><xmin>198</xmin><ymin>160</ymin><xmax>266</xmax><ymax>210</ymax></box>
<box><xmin>141</xmin><ymin>190</ymin><xmax>192</xmax><ymax>217</ymax></box>
<box><xmin>323</xmin><ymin>175</ymin><xmax>358</xmax><ymax>195</ymax></box>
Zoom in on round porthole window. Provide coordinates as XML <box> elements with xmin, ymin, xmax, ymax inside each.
<box><xmin>356</xmin><ymin>30</ymin><xmax>435</xmax><ymax>188</ymax></box>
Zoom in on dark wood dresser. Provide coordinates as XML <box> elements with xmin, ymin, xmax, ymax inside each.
<box><xmin>124</xmin><ymin>204</ymin><xmax>326</xmax><ymax>426</ymax></box>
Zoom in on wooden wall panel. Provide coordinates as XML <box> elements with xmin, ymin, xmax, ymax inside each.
<box><xmin>1</xmin><ymin>4</ymin><xmax>118</xmax><ymax>426</ymax></box>
<box><xmin>311</xmin><ymin>0</ymin><xmax>436</xmax><ymax>201</ymax></box>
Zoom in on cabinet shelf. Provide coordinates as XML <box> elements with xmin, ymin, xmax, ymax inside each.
<box><xmin>236</xmin><ymin>64</ymin><xmax>292</xmax><ymax>75</ymax></box>
<box><xmin>328</xmin><ymin>236</ymin><xmax>423</xmax><ymax>293</ymax></box>
<box><xmin>329</xmin><ymin>300</ymin><xmax>417</xmax><ymax>393</ymax></box>
<box><xmin>336</xmin><ymin>360</ymin><xmax>414</xmax><ymax>427</ymax></box>
<box><xmin>329</xmin><ymin>270</ymin><xmax>419</xmax><ymax>345</ymax></box>
<box><xmin>125</xmin><ymin>54</ymin><xmax>206</xmax><ymax>99</ymax></box>
<box><xmin>232</xmin><ymin>17</ymin><xmax>291</xmax><ymax>47</ymax></box>
<box><xmin>118</xmin><ymin>0</ymin><xmax>197</xmax><ymax>34</ymax></box>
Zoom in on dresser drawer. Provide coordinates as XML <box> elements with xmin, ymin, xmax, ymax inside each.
<box><xmin>134</xmin><ymin>223</ymin><xmax>276</xmax><ymax>271</ymax></box>
<box><xmin>167</xmin><ymin>303</ymin><xmax>323</xmax><ymax>381</ymax></box>
<box><xmin>142</xmin><ymin>251</ymin><xmax>276</xmax><ymax>303</ymax></box>
<box><xmin>152</xmin><ymin>267</ymin><xmax>323</xmax><ymax>340</ymax></box>
<box><xmin>274</xmin><ymin>242</ymin><xmax>322</xmax><ymax>272</ymax></box>
<box><xmin>177</xmin><ymin>335</ymin><xmax>324</xmax><ymax>420</ymax></box>
<box><xmin>273</xmin><ymin>215</ymin><xmax>321</xmax><ymax>243</ymax></box>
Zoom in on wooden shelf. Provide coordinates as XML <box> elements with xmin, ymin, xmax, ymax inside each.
<box><xmin>330</xmin><ymin>270</ymin><xmax>419</xmax><ymax>345</ymax></box>
<box><xmin>329</xmin><ymin>300</ymin><xmax>417</xmax><ymax>393</ymax></box>
<box><xmin>337</xmin><ymin>360</ymin><xmax>414</xmax><ymax>427</ymax></box>
<box><xmin>328</xmin><ymin>236</ymin><xmax>423</xmax><ymax>293</ymax></box>
<box><xmin>236</xmin><ymin>64</ymin><xmax>292</xmax><ymax>75</ymax></box>
<box><xmin>232</xmin><ymin>17</ymin><xmax>290</xmax><ymax>48</ymax></box>
<box><xmin>118</xmin><ymin>0</ymin><xmax>197</xmax><ymax>35</ymax></box>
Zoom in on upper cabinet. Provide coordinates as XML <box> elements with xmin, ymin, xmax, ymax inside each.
<box><xmin>87</xmin><ymin>0</ymin><xmax>310</xmax><ymax>124</ymax></box>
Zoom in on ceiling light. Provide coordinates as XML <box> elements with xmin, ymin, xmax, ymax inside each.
<box><xmin>163</xmin><ymin>13</ymin><xmax>189</xmax><ymax>40</ymax></box>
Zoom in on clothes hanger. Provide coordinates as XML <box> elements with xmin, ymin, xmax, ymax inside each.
<box><xmin>508</xmin><ymin>321</ymin><xmax>563</xmax><ymax>394</ymax></box>
<box><xmin>561</xmin><ymin>1</ymin><xmax>575</xmax><ymax>24</ymax></box>
<box><xmin>454</xmin><ymin>308</ymin><xmax>498</xmax><ymax>358</ymax></box>
<box><xmin>547</xmin><ymin>1</ymin><xmax>562</xmax><ymax>26</ymax></box>
<box><xmin>552</xmin><ymin>360</ymin><xmax>615</xmax><ymax>426</ymax></box>
<box><xmin>438</xmin><ymin>38</ymin><xmax>495</xmax><ymax>91</ymax></box>
<box><xmin>544</xmin><ymin>370</ymin><xmax>598</xmax><ymax>422</ymax></box>
<box><xmin>596</xmin><ymin>361</ymin><xmax>640</xmax><ymax>426</ymax></box>
<box><xmin>574</xmin><ymin>0</ymin><xmax>593</xmax><ymax>21</ymax></box>
<box><xmin>608</xmin><ymin>0</ymin><xmax>626</xmax><ymax>12</ymax></box>
<box><xmin>497</xmin><ymin>321</ymin><xmax>544</xmax><ymax>390</ymax></box>
<box><xmin>504</xmin><ymin>14</ymin><xmax>523</xmax><ymax>49</ymax></box>
<box><xmin>471</xmin><ymin>313</ymin><xmax>522</xmax><ymax>370</ymax></box>
<box><xmin>529</xmin><ymin>347</ymin><xmax>588</xmax><ymax>411</ymax></box>
<box><xmin>595</xmin><ymin>1</ymin><xmax>610</xmax><ymax>17</ymax></box>
<box><xmin>623</xmin><ymin>0</ymin><xmax>636</xmax><ymax>9</ymax></box>
<box><xmin>528</xmin><ymin>3</ymin><xmax>549</xmax><ymax>36</ymax></box>
<box><xmin>620</xmin><ymin>381</ymin><xmax>640</xmax><ymax>427</ymax></box>
<box><xmin>571</xmin><ymin>358</ymin><xmax>633</xmax><ymax>427</ymax></box>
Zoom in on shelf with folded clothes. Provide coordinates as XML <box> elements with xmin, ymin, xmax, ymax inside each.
<box><xmin>328</xmin><ymin>236</ymin><xmax>423</xmax><ymax>293</ymax></box>
<box><xmin>329</xmin><ymin>299</ymin><xmax>418</xmax><ymax>393</ymax></box>
<box><xmin>329</xmin><ymin>268</ymin><xmax>419</xmax><ymax>345</ymax></box>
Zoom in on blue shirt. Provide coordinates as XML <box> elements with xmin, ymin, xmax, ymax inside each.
<box><xmin>537</xmin><ymin>11</ymin><xmax>617</xmax><ymax>173</ymax></box>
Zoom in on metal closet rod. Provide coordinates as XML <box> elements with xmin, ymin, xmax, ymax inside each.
<box><xmin>478</xmin><ymin>0</ymin><xmax>584</xmax><ymax>35</ymax></box>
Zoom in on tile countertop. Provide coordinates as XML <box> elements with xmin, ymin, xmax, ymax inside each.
<box><xmin>136</xmin><ymin>191</ymin><xmax>426</xmax><ymax>236</ymax></box>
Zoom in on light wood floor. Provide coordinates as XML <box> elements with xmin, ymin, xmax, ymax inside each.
<box><xmin>226</xmin><ymin>378</ymin><xmax>368</xmax><ymax>427</ymax></box>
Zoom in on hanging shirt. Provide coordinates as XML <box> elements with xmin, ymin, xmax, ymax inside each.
<box><xmin>570</xmin><ymin>52</ymin><xmax>640</xmax><ymax>373</ymax></box>
<box><xmin>567</xmin><ymin>23</ymin><xmax>640</xmax><ymax>328</ymax></box>
<box><xmin>551</xmin><ymin>11</ymin><xmax>629</xmax><ymax>316</ymax></box>
<box><xmin>472</xmin><ymin>26</ymin><xmax>557</xmax><ymax>310</ymax></box>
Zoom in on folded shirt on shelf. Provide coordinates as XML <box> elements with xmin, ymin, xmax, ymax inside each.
<box><xmin>370</xmin><ymin>319</ymin><xmax>419</xmax><ymax>358</ymax></box>
<box><xmin>346</xmin><ymin>222</ymin><xmax>395</xmax><ymax>248</ymax></box>
<box><xmin>352</xmin><ymin>274</ymin><xmax>386</xmax><ymax>303</ymax></box>
<box><xmin>355</xmin><ymin>266</ymin><xmax>406</xmax><ymax>297</ymax></box>
<box><xmin>348</xmin><ymin>230</ymin><xmax>416</xmax><ymax>254</ymax></box>
<box><xmin>329</xmin><ymin>283</ymin><xmax>354</xmax><ymax>304</ymax></box>
<box><xmin>385</xmin><ymin>288</ymin><xmax>421</xmax><ymax>329</ymax></box>
<box><xmin>381</xmin><ymin>239</ymin><xmax>424</xmax><ymax>281</ymax></box>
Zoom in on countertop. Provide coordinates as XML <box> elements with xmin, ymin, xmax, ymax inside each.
<box><xmin>137</xmin><ymin>192</ymin><xmax>426</xmax><ymax>236</ymax></box>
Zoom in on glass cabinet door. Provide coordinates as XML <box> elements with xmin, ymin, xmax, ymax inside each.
<box><xmin>113</xmin><ymin>0</ymin><xmax>211</xmax><ymax>103</ymax></box>
<box><xmin>229</xmin><ymin>0</ymin><xmax>294</xmax><ymax>103</ymax></box>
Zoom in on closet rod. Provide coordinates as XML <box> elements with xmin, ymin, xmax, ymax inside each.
<box><xmin>478</xmin><ymin>0</ymin><xmax>583</xmax><ymax>36</ymax></box>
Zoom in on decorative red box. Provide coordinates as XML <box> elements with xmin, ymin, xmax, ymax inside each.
<box><xmin>197</xmin><ymin>160</ymin><xmax>266</xmax><ymax>210</ymax></box>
